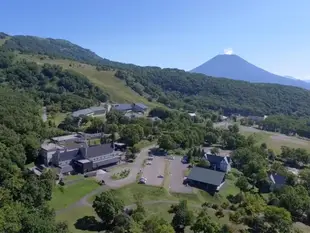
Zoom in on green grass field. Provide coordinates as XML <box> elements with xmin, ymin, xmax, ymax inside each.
<box><xmin>50</xmin><ymin>178</ymin><xmax>99</xmax><ymax>210</ymax></box>
<box><xmin>49</xmin><ymin>112</ymin><xmax>68</xmax><ymax>126</ymax></box>
<box><xmin>17</xmin><ymin>54</ymin><xmax>163</xmax><ymax>109</ymax></box>
<box><xmin>56</xmin><ymin>206</ymin><xmax>96</xmax><ymax>233</ymax></box>
<box><xmin>239</xmin><ymin>126</ymin><xmax>310</xmax><ymax>154</ymax></box>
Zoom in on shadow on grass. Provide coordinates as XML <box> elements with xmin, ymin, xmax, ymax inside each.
<box><xmin>74</xmin><ymin>216</ymin><xmax>103</xmax><ymax>232</ymax></box>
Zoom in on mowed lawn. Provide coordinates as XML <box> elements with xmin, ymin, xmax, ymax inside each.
<box><xmin>17</xmin><ymin>54</ymin><xmax>162</xmax><ymax>109</ymax></box>
<box><xmin>239</xmin><ymin>126</ymin><xmax>310</xmax><ymax>154</ymax></box>
<box><xmin>50</xmin><ymin>178</ymin><xmax>100</xmax><ymax>210</ymax></box>
<box><xmin>56</xmin><ymin>206</ymin><xmax>96</xmax><ymax>233</ymax></box>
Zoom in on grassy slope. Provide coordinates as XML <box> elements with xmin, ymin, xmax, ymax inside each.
<box><xmin>239</xmin><ymin>126</ymin><xmax>310</xmax><ymax>154</ymax></box>
<box><xmin>50</xmin><ymin>178</ymin><xmax>100</xmax><ymax>210</ymax></box>
<box><xmin>0</xmin><ymin>36</ymin><xmax>10</xmax><ymax>46</ymax></box>
<box><xmin>17</xmin><ymin>54</ymin><xmax>162</xmax><ymax>108</ymax></box>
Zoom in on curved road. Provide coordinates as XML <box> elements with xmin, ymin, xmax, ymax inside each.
<box><xmin>56</xmin><ymin>145</ymin><xmax>154</xmax><ymax>215</ymax></box>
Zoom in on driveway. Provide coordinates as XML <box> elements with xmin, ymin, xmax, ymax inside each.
<box><xmin>100</xmin><ymin>146</ymin><xmax>154</xmax><ymax>188</ymax></box>
<box><xmin>56</xmin><ymin>145</ymin><xmax>155</xmax><ymax>215</ymax></box>
<box><xmin>142</xmin><ymin>156</ymin><xmax>165</xmax><ymax>186</ymax></box>
<box><xmin>169</xmin><ymin>157</ymin><xmax>193</xmax><ymax>193</ymax></box>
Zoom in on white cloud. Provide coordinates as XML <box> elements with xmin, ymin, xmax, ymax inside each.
<box><xmin>224</xmin><ymin>48</ymin><xmax>233</xmax><ymax>55</ymax></box>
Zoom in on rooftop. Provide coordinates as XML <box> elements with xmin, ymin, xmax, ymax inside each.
<box><xmin>133</xmin><ymin>103</ymin><xmax>148</xmax><ymax>110</ymax></box>
<box><xmin>270</xmin><ymin>173</ymin><xmax>287</xmax><ymax>185</ymax></box>
<box><xmin>78</xmin><ymin>159</ymin><xmax>91</xmax><ymax>164</ymax></box>
<box><xmin>187</xmin><ymin>167</ymin><xmax>226</xmax><ymax>186</ymax></box>
<box><xmin>52</xmin><ymin>134</ymin><xmax>81</xmax><ymax>142</ymax></box>
<box><xmin>41</xmin><ymin>142</ymin><xmax>64</xmax><ymax>151</ymax></box>
<box><xmin>113</xmin><ymin>103</ymin><xmax>133</xmax><ymax>111</ymax></box>
<box><xmin>72</xmin><ymin>106</ymin><xmax>106</xmax><ymax>117</ymax></box>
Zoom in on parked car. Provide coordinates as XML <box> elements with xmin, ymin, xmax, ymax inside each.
<box><xmin>147</xmin><ymin>157</ymin><xmax>154</xmax><ymax>161</ymax></box>
<box><xmin>139</xmin><ymin>177</ymin><xmax>147</xmax><ymax>184</ymax></box>
<box><xmin>158</xmin><ymin>174</ymin><xmax>164</xmax><ymax>178</ymax></box>
<box><xmin>146</xmin><ymin>161</ymin><xmax>152</xmax><ymax>165</ymax></box>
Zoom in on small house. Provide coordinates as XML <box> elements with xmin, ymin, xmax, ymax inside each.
<box><xmin>269</xmin><ymin>173</ymin><xmax>286</xmax><ymax>191</ymax></box>
<box><xmin>204</xmin><ymin>153</ymin><xmax>231</xmax><ymax>173</ymax></box>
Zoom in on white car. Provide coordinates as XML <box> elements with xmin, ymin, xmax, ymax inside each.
<box><xmin>146</xmin><ymin>161</ymin><xmax>152</xmax><ymax>165</ymax></box>
<box><xmin>139</xmin><ymin>177</ymin><xmax>147</xmax><ymax>184</ymax></box>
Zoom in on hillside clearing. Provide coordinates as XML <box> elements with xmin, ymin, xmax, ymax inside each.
<box><xmin>239</xmin><ymin>126</ymin><xmax>310</xmax><ymax>154</ymax></box>
<box><xmin>17</xmin><ymin>54</ymin><xmax>162</xmax><ymax>108</ymax></box>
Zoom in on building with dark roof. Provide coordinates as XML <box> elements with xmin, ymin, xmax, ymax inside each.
<box><xmin>186</xmin><ymin>167</ymin><xmax>226</xmax><ymax>193</ymax></box>
<box><xmin>113</xmin><ymin>103</ymin><xmax>148</xmax><ymax>113</ymax></box>
<box><xmin>269</xmin><ymin>173</ymin><xmax>287</xmax><ymax>191</ymax></box>
<box><xmin>203</xmin><ymin>152</ymin><xmax>231</xmax><ymax>173</ymax></box>
<box><xmin>43</xmin><ymin>142</ymin><xmax>121</xmax><ymax>174</ymax></box>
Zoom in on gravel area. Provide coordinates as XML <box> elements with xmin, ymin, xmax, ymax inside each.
<box><xmin>169</xmin><ymin>157</ymin><xmax>193</xmax><ymax>193</ymax></box>
<box><xmin>142</xmin><ymin>156</ymin><xmax>165</xmax><ymax>186</ymax></box>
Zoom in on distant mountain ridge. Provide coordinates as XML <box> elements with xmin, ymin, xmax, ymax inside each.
<box><xmin>191</xmin><ymin>54</ymin><xmax>310</xmax><ymax>89</ymax></box>
<box><xmin>3</xmin><ymin>32</ymin><xmax>310</xmax><ymax>117</ymax></box>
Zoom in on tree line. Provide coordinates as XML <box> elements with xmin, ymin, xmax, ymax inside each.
<box><xmin>0</xmin><ymin>87</ymin><xmax>69</xmax><ymax>232</ymax></box>
<box><xmin>0</xmin><ymin>50</ymin><xmax>108</xmax><ymax>115</ymax></box>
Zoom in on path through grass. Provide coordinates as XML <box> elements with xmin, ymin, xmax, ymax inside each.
<box><xmin>50</xmin><ymin>178</ymin><xmax>99</xmax><ymax>210</ymax></box>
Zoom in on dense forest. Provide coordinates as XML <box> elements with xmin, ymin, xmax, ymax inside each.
<box><xmin>0</xmin><ymin>87</ymin><xmax>68</xmax><ymax>232</ymax></box>
<box><xmin>0</xmin><ymin>50</ymin><xmax>108</xmax><ymax>114</ymax></box>
<box><xmin>3</xmin><ymin>33</ymin><xmax>310</xmax><ymax>118</ymax></box>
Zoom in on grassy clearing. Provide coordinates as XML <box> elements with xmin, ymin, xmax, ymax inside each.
<box><xmin>56</xmin><ymin>206</ymin><xmax>96</xmax><ymax>233</ymax></box>
<box><xmin>239</xmin><ymin>126</ymin><xmax>310</xmax><ymax>154</ymax></box>
<box><xmin>49</xmin><ymin>112</ymin><xmax>68</xmax><ymax>126</ymax></box>
<box><xmin>50</xmin><ymin>178</ymin><xmax>99</xmax><ymax>210</ymax></box>
<box><xmin>63</xmin><ymin>174</ymin><xmax>84</xmax><ymax>182</ymax></box>
<box><xmin>18</xmin><ymin>54</ymin><xmax>162</xmax><ymax>108</ymax></box>
<box><xmin>134</xmin><ymin>140</ymin><xmax>156</xmax><ymax>150</ymax></box>
<box><xmin>144</xmin><ymin>203</ymin><xmax>238</xmax><ymax>233</ymax></box>
<box><xmin>294</xmin><ymin>222</ymin><xmax>310</xmax><ymax>233</ymax></box>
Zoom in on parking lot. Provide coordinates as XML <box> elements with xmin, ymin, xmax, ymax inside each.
<box><xmin>169</xmin><ymin>157</ymin><xmax>193</xmax><ymax>193</ymax></box>
<box><xmin>142</xmin><ymin>156</ymin><xmax>165</xmax><ymax>186</ymax></box>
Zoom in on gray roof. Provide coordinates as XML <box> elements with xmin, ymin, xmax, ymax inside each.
<box><xmin>204</xmin><ymin>154</ymin><xmax>229</xmax><ymax>166</ymax></box>
<box><xmin>134</xmin><ymin>103</ymin><xmax>148</xmax><ymax>110</ymax></box>
<box><xmin>89</xmin><ymin>106</ymin><xmax>106</xmax><ymax>112</ymax></box>
<box><xmin>187</xmin><ymin>167</ymin><xmax>226</xmax><ymax>186</ymax></box>
<box><xmin>113</xmin><ymin>104</ymin><xmax>133</xmax><ymax>111</ymax></box>
<box><xmin>86</xmin><ymin>144</ymin><xmax>114</xmax><ymax>158</ymax></box>
<box><xmin>270</xmin><ymin>173</ymin><xmax>286</xmax><ymax>185</ymax></box>
<box><xmin>58</xmin><ymin>149</ymin><xmax>81</xmax><ymax>162</ymax></box>
<box><xmin>72</xmin><ymin>106</ymin><xmax>106</xmax><ymax>117</ymax></box>
<box><xmin>72</xmin><ymin>108</ymin><xmax>93</xmax><ymax>117</ymax></box>
<box><xmin>92</xmin><ymin>156</ymin><xmax>121</xmax><ymax>168</ymax></box>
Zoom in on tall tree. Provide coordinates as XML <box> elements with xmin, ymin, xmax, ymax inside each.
<box><xmin>92</xmin><ymin>191</ymin><xmax>124</xmax><ymax>228</ymax></box>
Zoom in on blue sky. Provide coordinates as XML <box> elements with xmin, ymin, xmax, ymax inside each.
<box><xmin>2</xmin><ymin>0</ymin><xmax>310</xmax><ymax>79</ymax></box>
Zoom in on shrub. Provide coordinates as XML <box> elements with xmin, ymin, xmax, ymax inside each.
<box><xmin>229</xmin><ymin>204</ymin><xmax>238</xmax><ymax>211</ymax></box>
<box><xmin>221</xmin><ymin>202</ymin><xmax>229</xmax><ymax>209</ymax></box>
<box><xmin>212</xmin><ymin>203</ymin><xmax>219</xmax><ymax>210</ymax></box>
<box><xmin>215</xmin><ymin>209</ymin><xmax>225</xmax><ymax>218</ymax></box>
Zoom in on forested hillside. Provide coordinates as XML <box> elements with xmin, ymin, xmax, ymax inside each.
<box><xmin>0</xmin><ymin>87</ymin><xmax>68</xmax><ymax>232</ymax></box>
<box><xmin>0</xmin><ymin>50</ymin><xmax>108</xmax><ymax>114</ymax></box>
<box><xmin>2</xmin><ymin>33</ymin><xmax>310</xmax><ymax>118</ymax></box>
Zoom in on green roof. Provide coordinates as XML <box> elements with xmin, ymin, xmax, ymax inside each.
<box><xmin>187</xmin><ymin>167</ymin><xmax>225</xmax><ymax>186</ymax></box>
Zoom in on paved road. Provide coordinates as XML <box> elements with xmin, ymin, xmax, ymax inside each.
<box><xmin>56</xmin><ymin>145</ymin><xmax>155</xmax><ymax>215</ymax></box>
<box><xmin>42</xmin><ymin>107</ymin><xmax>47</xmax><ymax>122</ymax></box>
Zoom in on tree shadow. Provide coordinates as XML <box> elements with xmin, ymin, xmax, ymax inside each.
<box><xmin>74</xmin><ymin>216</ymin><xmax>103</xmax><ymax>232</ymax></box>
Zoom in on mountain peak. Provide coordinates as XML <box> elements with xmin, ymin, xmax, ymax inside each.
<box><xmin>191</xmin><ymin>55</ymin><xmax>310</xmax><ymax>89</ymax></box>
